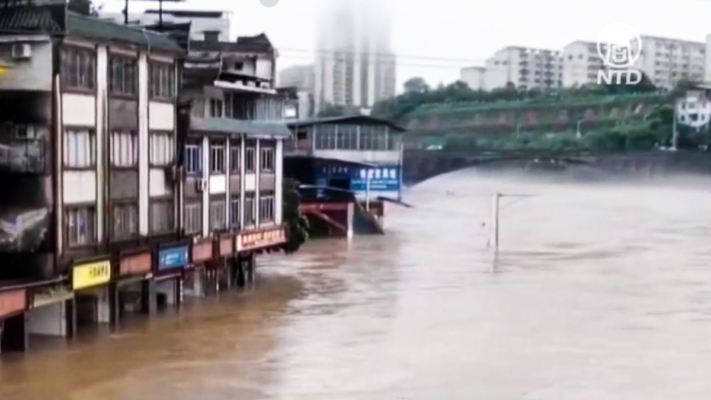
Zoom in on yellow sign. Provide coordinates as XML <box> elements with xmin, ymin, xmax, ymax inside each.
<box><xmin>73</xmin><ymin>260</ymin><xmax>111</xmax><ymax>290</ymax></box>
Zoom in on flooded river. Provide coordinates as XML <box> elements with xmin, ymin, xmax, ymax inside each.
<box><xmin>4</xmin><ymin>168</ymin><xmax>711</xmax><ymax>399</ymax></box>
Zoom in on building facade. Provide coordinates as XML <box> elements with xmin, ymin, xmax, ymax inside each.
<box><xmin>483</xmin><ymin>46</ymin><xmax>564</xmax><ymax>91</ymax></box>
<box><xmin>278</xmin><ymin>64</ymin><xmax>315</xmax><ymax>118</ymax></box>
<box><xmin>460</xmin><ymin>66</ymin><xmax>485</xmax><ymax>90</ymax></box>
<box><xmin>563</xmin><ymin>37</ymin><xmax>706</xmax><ymax>89</ymax></box>
<box><xmin>0</xmin><ymin>4</ymin><xmax>288</xmax><ymax>353</ymax></box>
<box><xmin>313</xmin><ymin>0</ymin><xmax>396</xmax><ymax>114</ymax></box>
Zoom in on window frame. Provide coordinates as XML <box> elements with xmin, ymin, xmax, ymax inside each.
<box><xmin>111</xmin><ymin>201</ymin><xmax>138</xmax><ymax>241</ymax></box>
<box><xmin>245</xmin><ymin>141</ymin><xmax>256</xmax><ymax>173</ymax></box>
<box><xmin>110</xmin><ymin>130</ymin><xmax>138</xmax><ymax>168</ymax></box>
<box><xmin>150</xmin><ymin>199</ymin><xmax>174</xmax><ymax>235</ymax></box>
<box><xmin>185</xmin><ymin>142</ymin><xmax>202</xmax><ymax>175</ymax></box>
<box><xmin>109</xmin><ymin>55</ymin><xmax>138</xmax><ymax>97</ymax></box>
<box><xmin>210</xmin><ymin>140</ymin><xmax>226</xmax><ymax>175</ymax></box>
<box><xmin>184</xmin><ymin>202</ymin><xmax>202</xmax><ymax>235</ymax></box>
<box><xmin>149</xmin><ymin>61</ymin><xmax>176</xmax><ymax>101</ymax></box>
<box><xmin>60</xmin><ymin>46</ymin><xmax>96</xmax><ymax>93</ymax></box>
<box><xmin>230</xmin><ymin>197</ymin><xmax>240</xmax><ymax>229</ymax></box>
<box><xmin>209</xmin><ymin>197</ymin><xmax>227</xmax><ymax>232</ymax></box>
<box><xmin>65</xmin><ymin>206</ymin><xmax>96</xmax><ymax>247</ymax></box>
<box><xmin>260</xmin><ymin>146</ymin><xmax>274</xmax><ymax>173</ymax></box>
<box><xmin>244</xmin><ymin>193</ymin><xmax>256</xmax><ymax>227</ymax></box>
<box><xmin>259</xmin><ymin>192</ymin><xmax>275</xmax><ymax>224</ymax></box>
<box><xmin>63</xmin><ymin>127</ymin><xmax>96</xmax><ymax>170</ymax></box>
<box><xmin>230</xmin><ymin>144</ymin><xmax>241</xmax><ymax>173</ymax></box>
<box><xmin>149</xmin><ymin>131</ymin><xmax>175</xmax><ymax>167</ymax></box>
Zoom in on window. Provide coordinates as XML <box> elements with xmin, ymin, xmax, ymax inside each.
<box><xmin>245</xmin><ymin>141</ymin><xmax>256</xmax><ymax>173</ymax></box>
<box><xmin>185</xmin><ymin>143</ymin><xmax>202</xmax><ymax>174</ymax></box>
<box><xmin>210</xmin><ymin>98</ymin><xmax>223</xmax><ymax>117</ymax></box>
<box><xmin>64</xmin><ymin>129</ymin><xmax>95</xmax><ymax>168</ymax></box>
<box><xmin>336</xmin><ymin>125</ymin><xmax>358</xmax><ymax>149</ymax></box>
<box><xmin>315</xmin><ymin>124</ymin><xmax>336</xmax><ymax>149</ymax></box>
<box><xmin>150</xmin><ymin>132</ymin><xmax>174</xmax><ymax>166</ymax></box>
<box><xmin>260</xmin><ymin>145</ymin><xmax>274</xmax><ymax>172</ymax></box>
<box><xmin>109</xmin><ymin>57</ymin><xmax>137</xmax><ymax>95</ymax></box>
<box><xmin>210</xmin><ymin>141</ymin><xmax>225</xmax><ymax>174</ymax></box>
<box><xmin>61</xmin><ymin>47</ymin><xmax>95</xmax><ymax>90</ymax></box>
<box><xmin>151</xmin><ymin>201</ymin><xmax>174</xmax><ymax>233</ymax></box>
<box><xmin>230</xmin><ymin>144</ymin><xmax>241</xmax><ymax>173</ymax></box>
<box><xmin>233</xmin><ymin>62</ymin><xmax>244</xmax><ymax>70</ymax></box>
<box><xmin>110</xmin><ymin>131</ymin><xmax>137</xmax><ymax>167</ymax></box>
<box><xmin>112</xmin><ymin>203</ymin><xmax>137</xmax><ymax>240</ymax></box>
<box><xmin>210</xmin><ymin>198</ymin><xmax>226</xmax><ymax>231</ymax></box>
<box><xmin>204</xmin><ymin>31</ymin><xmax>220</xmax><ymax>43</ymax></box>
<box><xmin>259</xmin><ymin>192</ymin><xmax>275</xmax><ymax>223</ymax></box>
<box><xmin>230</xmin><ymin>198</ymin><xmax>240</xmax><ymax>228</ymax></box>
<box><xmin>244</xmin><ymin>194</ymin><xmax>256</xmax><ymax>226</ymax></box>
<box><xmin>150</xmin><ymin>63</ymin><xmax>175</xmax><ymax>99</ymax></box>
<box><xmin>66</xmin><ymin>207</ymin><xmax>95</xmax><ymax>246</ymax></box>
<box><xmin>185</xmin><ymin>203</ymin><xmax>202</xmax><ymax>234</ymax></box>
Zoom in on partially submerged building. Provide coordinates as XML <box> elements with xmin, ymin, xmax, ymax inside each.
<box><xmin>0</xmin><ymin>2</ymin><xmax>289</xmax><ymax>353</ymax></box>
<box><xmin>284</xmin><ymin>115</ymin><xmax>405</xmax><ymax>237</ymax></box>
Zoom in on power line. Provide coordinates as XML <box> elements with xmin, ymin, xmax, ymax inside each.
<box><xmin>276</xmin><ymin>47</ymin><xmax>486</xmax><ymax>65</ymax></box>
<box><xmin>279</xmin><ymin>54</ymin><xmax>469</xmax><ymax>70</ymax></box>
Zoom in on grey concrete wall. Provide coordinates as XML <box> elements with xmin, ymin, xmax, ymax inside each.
<box><xmin>0</xmin><ymin>39</ymin><xmax>53</xmax><ymax>91</ymax></box>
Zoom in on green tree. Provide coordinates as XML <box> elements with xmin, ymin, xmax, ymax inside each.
<box><xmin>317</xmin><ymin>103</ymin><xmax>350</xmax><ymax>117</ymax></box>
<box><xmin>403</xmin><ymin>77</ymin><xmax>429</xmax><ymax>94</ymax></box>
<box><xmin>282</xmin><ymin>179</ymin><xmax>309</xmax><ymax>254</ymax></box>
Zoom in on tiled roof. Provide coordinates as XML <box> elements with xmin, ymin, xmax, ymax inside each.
<box><xmin>191</xmin><ymin>33</ymin><xmax>274</xmax><ymax>54</ymax></box>
<box><xmin>0</xmin><ymin>6</ymin><xmax>63</xmax><ymax>33</ymax></box>
<box><xmin>67</xmin><ymin>12</ymin><xmax>183</xmax><ymax>53</ymax></box>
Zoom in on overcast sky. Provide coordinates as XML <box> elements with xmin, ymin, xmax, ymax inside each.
<box><xmin>104</xmin><ymin>0</ymin><xmax>711</xmax><ymax>92</ymax></box>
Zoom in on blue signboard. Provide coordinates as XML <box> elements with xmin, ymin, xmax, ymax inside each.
<box><xmin>158</xmin><ymin>246</ymin><xmax>189</xmax><ymax>270</ymax></box>
<box><xmin>350</xmin><ymin>166</ymin><xmax>401</xmax><ymax>192</ymax></box>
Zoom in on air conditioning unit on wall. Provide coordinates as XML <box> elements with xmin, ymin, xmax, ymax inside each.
<box><xmin>11</xmin><ymin>43</ymin><xmax>31</xmax><ymax>59</ymax></box>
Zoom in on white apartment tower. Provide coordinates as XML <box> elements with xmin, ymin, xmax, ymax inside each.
<box><xmin>563</xmin><ymin>36</ymin><xmax>705</xmax><ymax>89</ymax></box>
<box><xmin>483</xmin><ymin>47</ymin><xmax>564</xmax><ymax>91</ymax></box>
<box><xmin>313</xmin><ymin>0</ymin><xmax>396</xmax><ymax>114</ymax></box>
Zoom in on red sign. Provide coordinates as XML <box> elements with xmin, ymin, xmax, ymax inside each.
<box><xmin>192</xmin><ymin>240</ymin><xmax>212</xmax><ymax>263</ymax></box>
<box><xmin>0</xmin><ymin>289</ymin><xmax>26</xmax><ymax>319</ymax></box>
<box><xmin>238</xmin><ymin>227</ymin><xmax>286</xmax><ymax>251</ymax></box>
<box><xmin>120</xmin><ymin>251</ymin><xmax>151</xmax><ymax>276</ymax></box>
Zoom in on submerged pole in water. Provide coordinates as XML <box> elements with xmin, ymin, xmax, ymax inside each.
<box><xmin>347</xmin><ymin>202</ymin><xmax>354</xmax><ymax>240</ymax></box>
<box><xmin>490</xmin><ymin>192</ymin><xmax>500</xmax><ymax>249</ymax></box>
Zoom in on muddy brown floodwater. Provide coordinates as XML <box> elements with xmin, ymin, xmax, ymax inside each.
<box><xmin>4</xmin><ymin>168</ymin><xmax>711</xmax><ymax>399</ymax></box>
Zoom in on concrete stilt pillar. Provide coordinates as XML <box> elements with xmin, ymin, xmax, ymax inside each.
<box><xmin>109</xmin><ymin>283</ymin><xmax>120</xmax><ymax>326</ymax></box>
<box><xmin>141</xmin><ymin>280</ymin><xmax>156</xmax><ymax>315</ymax></box>
<box><xmin>347</xmin><ymin>202</ymin><xmax>354</xmax><ymax>240</ymax></box>
<box><xmin>174</xmin><ymin>278</ymin><xmax>183</xmax><ymax>307</ymax></box>
<box><xmin>65</xmin><ymin>298</ymin><xmax>76</xmax><ymax>339</ymax></box>
<box><xmin>247</xmin><ymin>253</ymin><xmax>256</xmax><ymax>284</ymax></box>
<box><xmin>1</xmin><ymin>313</ymin><xmax>28</xmax><ymax>352</ymax></box>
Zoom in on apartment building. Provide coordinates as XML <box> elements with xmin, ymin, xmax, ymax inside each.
<box><xmin>313</xmin><ymin>0</ymin><xmax>396</xmax><ymax>114</ymax></box>
<box><xmin>460</xmin><ymin>66</ymin><xmax>485</xmax><ymax>90</ymax></box>
<box><xmin>0</xmin><ymin>4</ymin><xmax>288</xmax><ymax>353</ymax></box>
<box><xmin>483</xmin><ymin>47</ymin><xmax>564</xmax><ymax>91</ymax></box>
<box><xmin>562</xmin><ymin>41</ymin><xmax>604</xmax><ymax>87</ymax></box>
<box><xmin>563</xmin><ymin>36</ymin><xmax>705</xmax><ymax>89</ymax></box>
<box><xmin>638</xmin><ymin>36</ymin><xmax>705</xmax><ymax>89</ymax></box>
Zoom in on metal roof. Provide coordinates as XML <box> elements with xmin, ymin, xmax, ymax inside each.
<box><xmin>0</xmin><ymin>6</ymin><xmax>63</xmax><ymax>33</ymax></box>
<box><xmin>67</xmin><ymin>12</ymin><xmax>183</xmax><ymax>53</ymax></box>
<box><xmin>286</xmin><ymin>115</ymin><xmax>406</xmax><ymax>132</ymax></box>
<box><xmin>190</xmin><ymin>117</ymin><xmax>291</xmax><ymax>138</ymax></box>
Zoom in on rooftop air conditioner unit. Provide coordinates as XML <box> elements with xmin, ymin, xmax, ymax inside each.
<box><xmin>11</xmin><ymin>43</ymin><xmax>31</xmax><ymax>59</ymax></box>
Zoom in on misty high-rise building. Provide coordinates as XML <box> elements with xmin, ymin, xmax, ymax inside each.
<box><xmin>313</xmin><ymin>0</ymin><xmax>396</xmax><ymax>114</ymax></box>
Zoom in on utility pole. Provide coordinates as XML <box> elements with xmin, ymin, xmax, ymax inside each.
<box><xmin>488</xmin><ymin>192</ymin><xmax>535</xmax><ymax>250</ymax></box>
<box><xmin>490</xmin><ymin>192</ymin><xmax>500</xmax><ymax>249</ymax></box>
